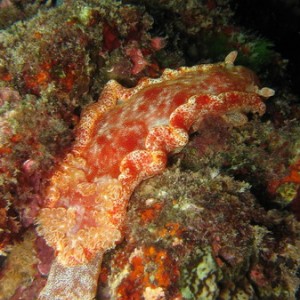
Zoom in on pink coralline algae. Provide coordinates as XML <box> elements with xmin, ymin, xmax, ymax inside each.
<box><xmin>36</xmin><ymin>52</ymin><xmax>274</xmax><ymax>299</ymax></box>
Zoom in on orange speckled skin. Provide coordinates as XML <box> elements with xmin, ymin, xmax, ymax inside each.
<box><xmin>37</xmin><ymin>53</ymin><xmax>272</xmax><ymax>299</ymax></box>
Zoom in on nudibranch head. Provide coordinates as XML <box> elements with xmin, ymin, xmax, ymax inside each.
<box><xmin>224</xmin><ymin>50</ymin><xmax>275</xmax><ymax>99</ymax></box>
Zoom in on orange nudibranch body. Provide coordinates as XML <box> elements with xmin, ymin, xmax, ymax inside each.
<box><xmin>37</xmin><ymin>52</ymin><xmax>274</xmax><ymax>268</ymax></box>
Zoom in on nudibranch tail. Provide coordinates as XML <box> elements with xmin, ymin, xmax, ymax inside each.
<box><xmin>37</xmin><ymin>52</ymin><xmax>274</xmax><ymax>299</ymax></box>
<box><xmin>38</xmin><ymin>253</ymin><xmax>103</xmax><ymax>300</ymax></box>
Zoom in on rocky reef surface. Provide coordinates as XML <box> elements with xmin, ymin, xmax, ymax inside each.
<box><xmin>0</xmin><ymin>1</ymin><xmax>299</xmax><ymax>299</ymax></box>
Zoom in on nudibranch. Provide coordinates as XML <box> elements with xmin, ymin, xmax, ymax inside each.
<box><xmin>37</xmin><ymin>52</ymin><xmax>274</xmax><ymax>299</ymax></box>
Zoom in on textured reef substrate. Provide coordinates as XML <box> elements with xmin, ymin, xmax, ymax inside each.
<box><xmin>0</xmin><ymin>1</ymin><xmax>299</xmax><ymax>299</ymax></box>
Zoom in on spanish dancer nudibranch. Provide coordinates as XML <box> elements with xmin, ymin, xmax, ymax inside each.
<box><xmin>37</xmin><ymin>52</ymin><xmax>274</xmax><ymax>299</ymax></box>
